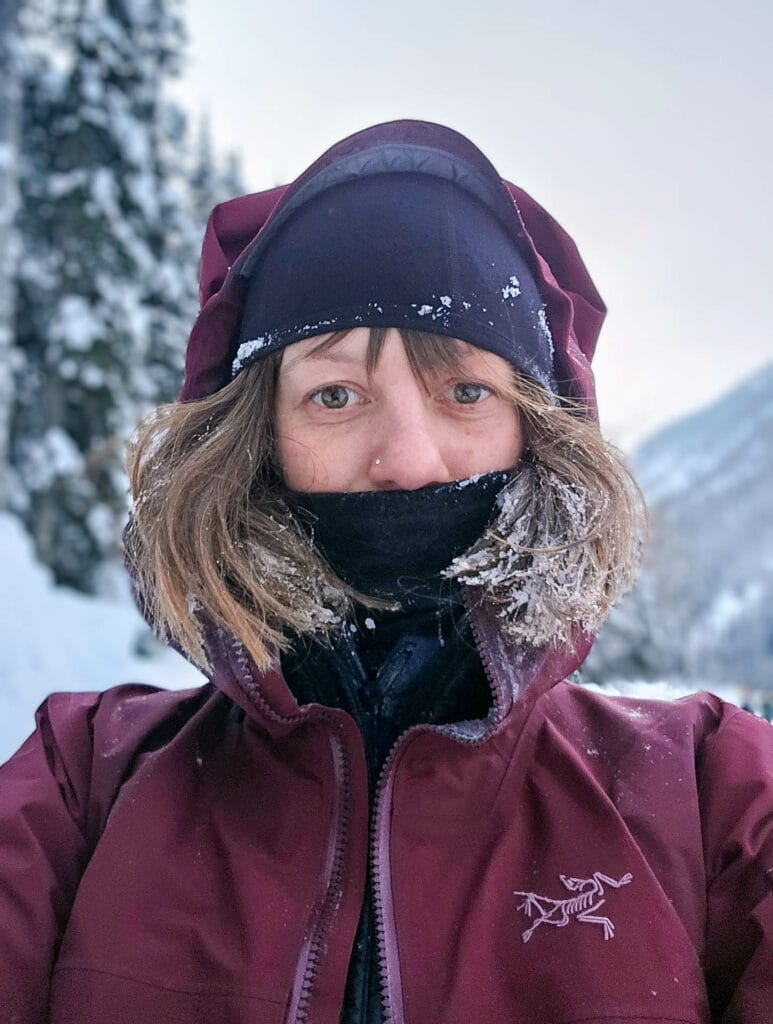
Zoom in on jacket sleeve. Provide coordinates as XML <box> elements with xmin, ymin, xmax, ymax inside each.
<box><xmin>0</xmin><ymin>691</ymin><xmax>99</xmax><ymax>1024</ymax></box>
<box><xmin>699</xmin><ymin>704</ymin><xmax>773</xmax><ymax>1023</ymax></box>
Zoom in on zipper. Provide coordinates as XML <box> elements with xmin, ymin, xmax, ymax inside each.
<box><xmin>287</xmin><ymin>726</ymin><xmax>351</xmax><ymax>1023</ymax></box>
<box><xmin>223</xmin><ymin>633</ymin><xmax>353</xmax><ymax>1024</ymax></box>
<box><xmin>370</xmin><ymin>596</ymin><xmax>507</xmax><ymax>1024</ymax></box>
<box><xmin>225</xmin><ymin>600</ymin><xmax>512</xmax><ymax>1024</ymax></box>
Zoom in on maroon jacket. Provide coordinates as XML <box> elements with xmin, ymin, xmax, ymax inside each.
<box><xmin>0</xmin><ymin>604</ymin><xmax>771</xmax><ymax>1023</ymax></box>
<box><xmin>1</xmin><ymin>122</ymin><xmax>770</xmax><ymax>1021</ymax></box>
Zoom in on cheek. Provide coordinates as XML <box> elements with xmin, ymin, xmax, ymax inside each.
<box><xmin>453</xmin><ymin>406</ymin><xmax>524</xmax><ymax>472</ymax></box>
<box><xmin>274</xmin><ymin>395</ymin><xmax>328</xmax><ymax>490</ymax></box>
<box><xmin>276</xmin><ymin>423</ymin><xmax>366</xmax><ymax>492</ymax></box>
<box><xmin>276</xmin><ymin>433</ymin><xmax>316</xmax><ymax>491</ymax></box>
<box><xmin>500</xmin><ymin>409</ymin><xmax>526</xmax><ymax>464</ymax></box>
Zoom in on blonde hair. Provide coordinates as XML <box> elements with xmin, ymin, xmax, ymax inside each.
<box><xmin>125</xmin><ymin>328</ymin><xmax>646</xmax><ymax>673</ymax></box>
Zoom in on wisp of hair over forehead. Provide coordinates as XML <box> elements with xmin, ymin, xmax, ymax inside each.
<box><xmin>300</xmin><ymin>326</ymin><xmax>472</xmax><ymax>386</ymax></box>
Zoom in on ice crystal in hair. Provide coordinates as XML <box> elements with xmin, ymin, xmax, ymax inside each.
<box><xmin>443</xmin><ymin>459</ymin><xmax>639</xmax><ymax>646</ymax></box>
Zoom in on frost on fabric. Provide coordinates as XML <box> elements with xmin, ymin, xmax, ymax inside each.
<box><xmin>454</xmin><ymin>473</ymin><xmax>484</xmax><ymax>489</ymax></box>
<box><xmin>536</xmin><ymin>306</ymin><xmax>554</xmax><ymax>358</ymax></box>
<box><xmin>444</xmin><ymin>460</ymin><xmax>638</xmax><ymax>646</ymax></box>
<box><xmin>502</xmin><ymin>275</ymin><xmax>521</xmax><ymax>300</ymax></box>
<box><xmin>413</xmin><ymin>296</ymin><xmax>455</xmax><ymax>325</ymax></box>
<box><xmin>232</xmin><ymin>337</ymin><xmax>270</xmax><ymax>373</ymax></box>
<box><xmin>232</xmin><ymin>318</ymin><xmax>342</xmax><ymax>375</ymax></box>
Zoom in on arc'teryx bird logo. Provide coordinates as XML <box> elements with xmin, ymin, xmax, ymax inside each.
<box><xmin>513</xmin><ymin>871</ymin><xmax>633</xmax><ymax>943</ymax></box>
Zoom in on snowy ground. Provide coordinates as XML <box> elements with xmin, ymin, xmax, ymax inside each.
<box><xmin>0</xmin><ymin>513</ymin><xmax>758</xmax><ymax>767</ymax></box>
<box><xmin>0</xmin><ymin>513</ymin><xmax>204</xmax><ymax>764</ymax></box>
<box><xmin>581</xmin><ymin>677</ymin><xmax>743</xmax><ymax>706</ymax></box>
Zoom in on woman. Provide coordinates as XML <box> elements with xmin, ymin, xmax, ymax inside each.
<box><xmin>1</xmin><ymin>120</ymin><xmax>770</xmax><ymax>1024</ymax></box>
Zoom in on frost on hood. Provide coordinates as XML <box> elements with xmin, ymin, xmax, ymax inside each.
<box><xmin>443</xmin><ymin>459</ymin><xmax>636</xmax><ymax>647</ymax></box>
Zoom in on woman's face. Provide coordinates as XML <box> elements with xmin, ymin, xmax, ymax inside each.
<box><xmin>275</xmin><ymin>328</ymin><xmax>524</xmax><ymax>493</ymax></box>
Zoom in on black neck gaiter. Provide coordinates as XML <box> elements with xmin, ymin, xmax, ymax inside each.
<box><xmin>284</xmin><ymin>470</ymin><xmax>509</xmax><ymax>609</ymax></box>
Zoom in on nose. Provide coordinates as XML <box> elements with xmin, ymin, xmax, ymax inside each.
<box><xmin>368</xmin><ymin>399</ymin><xmax>452</xmax><ymax>491</ymax></box>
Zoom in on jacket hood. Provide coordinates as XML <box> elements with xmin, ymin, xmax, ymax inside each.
<box><xmin>179</xmin><ymin>119</ymin><xmax>604</xmax><ymax>417</ymax></box>
<box><xmin>128</xmin><ymin>120</ymin><xmax>610</xmax><ymax>717</ymax></box>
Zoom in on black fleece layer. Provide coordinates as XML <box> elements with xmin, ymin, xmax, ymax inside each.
<box><xmin>284</xmin><ymin>470</ymin><xmax>509</xmax><ymax>605</ymax></box>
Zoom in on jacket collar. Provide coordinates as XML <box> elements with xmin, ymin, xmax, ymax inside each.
<box><xmin>201</xmin><ymin>595</ymin><xmax>593</xmax><ymax>740</ymax></box>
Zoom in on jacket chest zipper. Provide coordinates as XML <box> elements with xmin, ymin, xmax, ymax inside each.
<box><xmin>287</xmin><ymin>724</ymin><xmax>351</xmax><ymax>1023</ymax></box>
<box><xmin>371</xmin><ymin>605</ymin><xmax>505</xmax><ymax>1024</ymax></box>
<box><xmin>238</xmin><ymin>605</ymin><xmax>504</xmax><ymax>1024</ymax></box>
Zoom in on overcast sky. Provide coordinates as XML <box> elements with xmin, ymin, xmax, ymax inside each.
<box><xmin>172</xmin><ymin>0</ymin><xmax>772</xmax><ymax>450</ymax></box>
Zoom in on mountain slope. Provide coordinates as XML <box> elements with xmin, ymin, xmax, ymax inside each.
<box><xmin>588</xmin><ymin>362</ymin><xmax>773</xmax><ymax>688</ymax></box>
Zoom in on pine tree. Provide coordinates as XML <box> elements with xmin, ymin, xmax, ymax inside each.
<box><xmin>0</xmin><ymin>0</ymin><xmax>22</xmax><ymax>506</ymax></box>
<box><xmin>146</xmin><ymin>110</ymin><xmax>244</xmax><ymax>402</ymax></box>
<box><xmin>190</xmin><ymin>113</ymin><xmax>245</xmax><ymax>230</ymax></box>
<box><xmin>134</xmin><ymin>0</ymin><xmax>200</xmax><ymax>407</ymax></box>
<box><xmin>10</xmin><ymin>0</ymin><xmax>191</xmax><ymax>591</ymax></box>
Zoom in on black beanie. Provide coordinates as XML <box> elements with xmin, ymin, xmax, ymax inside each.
<box><xmin>233</xmin><ymin>171</ymin><xmax>556</xmax><ymax>393</ymax></box>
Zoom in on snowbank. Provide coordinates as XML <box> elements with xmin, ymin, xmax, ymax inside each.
<box><xmin>0</xmin><ymin>513</ymin><xmax>204</xmax><ymax>764</ymax></box>
<box><xmin>582</xmin><ymin>677</ymin><xmax>742</xmax><ymax>705</ymax></box>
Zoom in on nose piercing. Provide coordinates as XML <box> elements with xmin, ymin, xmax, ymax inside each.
<box><xmin>374</xmin><ymin>458</ymin><xmax>382</xmax><ymax>466</ymax></box>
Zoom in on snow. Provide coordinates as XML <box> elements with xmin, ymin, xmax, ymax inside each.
<box><xmin>454</xmin><ymin>472</ymin><xmax>484</xmax><ymax>489</ymax></box>
<box><xmin>502</xmin><ymin>275</ymin><xmax>521</xmax><ymax>299</ymax></box>
<box><xmin>703</xmin><ymin>582</ymin><xmax>764</xmax><ymax>635</ymax></box>
<box><xmin>233</xmin><ymin>336</ymin><xmax>270</xmax><ymax>373</ymax></box>
<box><xmin>633</xmin><ymin>363</ymin><xmax>773</xmax><ymax>506</ymax></box>
<box><xmin>55</xmin><ymin>295</ymin><xmax>104</xmax><ymax>351</ymax></box>
<box><xmin>0</xmin><ymin>513</ymin><xmax>204</xmax><ymax>765</ymax></box>
<box><xmin>19</xmin><ymin>427</ymin><xmax>84</xmax><ymax>490</ymax></box>
<box><xmin>536</xmin><ymin>307</ymin><xmax>554</xmax><ymax>356</ymax></box>
<box><xmin>581</xmin><ymin>677</ymin><xmax>744</xmax><ymax>707</ymax></box>
<box><xmin>80</xmin><ymin>363</ymin><xmax>105</xmax><ymax>388</ymax></box>
<box><xmin>446</xmin><ymin>459</ymin><xmax>636</xmax><ymax>647</ymax></box>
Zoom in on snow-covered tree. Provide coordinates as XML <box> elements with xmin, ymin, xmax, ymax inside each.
<box><xmin>190</xmin><ymin>113</ymin><xmax>244</xmax><ymax>228</ymax></box>
<box><xmin>146</xmin><ymin>110</ymin><xmax>244</xmax><ymax>402</ymax></box>
<box><xmin>10</xmin><ymin>0</ymin><xmax>193</xmax><ymax>591</ymax></box>
<box><xmin>0</xmin><ymin>0</ymin><xmax>22</xmax><ymax>506</ymax></box>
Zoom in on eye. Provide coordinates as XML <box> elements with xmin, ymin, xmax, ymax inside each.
<box><xmin>451</xmin><ymin>382</ymin><xmax>492</xmax><ymax>404</ymax></box>
<box><xmin>310</xmin><ymin>384</ymin><xmax>359</xmax><ymax>409</ymax></box>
